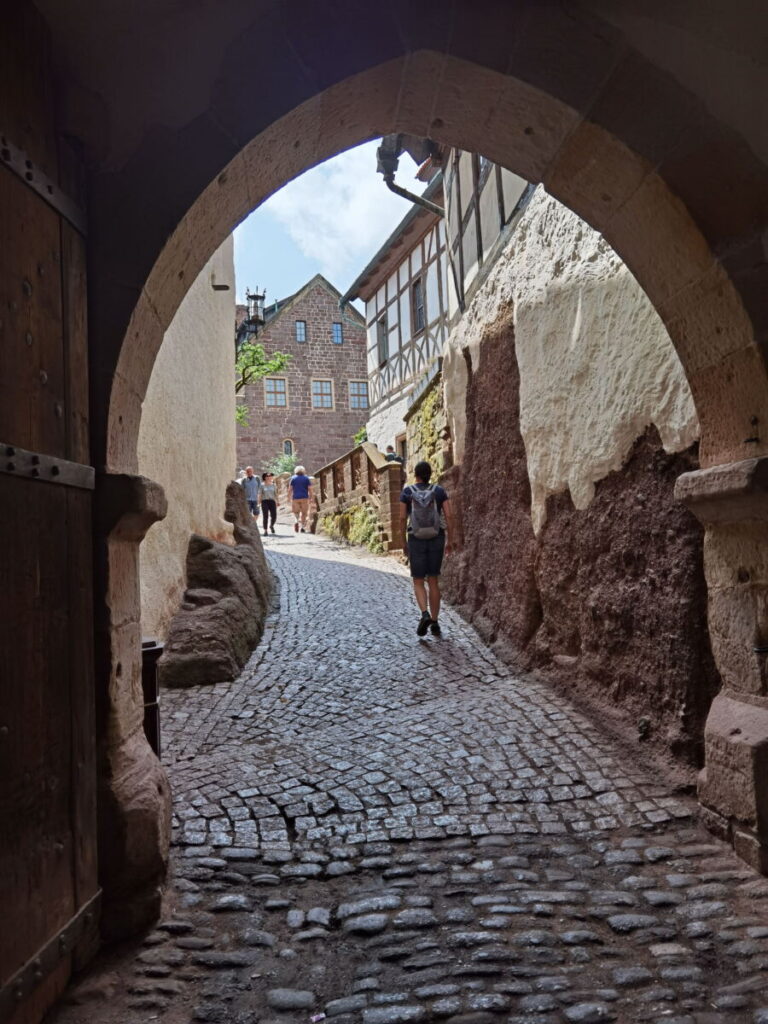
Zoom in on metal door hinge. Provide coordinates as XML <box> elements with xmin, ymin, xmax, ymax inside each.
<box><xmin>1</xmin><ymin>132</ymin><xmax>87</xmax><ymax>236</ymax></box>
<box><xmin>1</xmin><ymin>443</ymin><xmax>95</xmax><ymax>490</ymax></box>
<box><xmin>0</xmin><ymin>890</ymin><xmax>101</xmax><ymax>1022</ymax></box>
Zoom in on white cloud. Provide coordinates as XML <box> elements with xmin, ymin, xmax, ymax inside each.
<box><xmin>261</xmin><ymin>140</ymin><xmax>422</xmax><ymax>291</ymax></box>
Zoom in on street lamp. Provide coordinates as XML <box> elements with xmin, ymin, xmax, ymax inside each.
<box><xmin>245</xmin><ymin>287</ymin><xmax>266</xmax><ymax>334</ymax></box>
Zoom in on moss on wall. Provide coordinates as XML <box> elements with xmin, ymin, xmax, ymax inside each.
<box><xmin>406</xmin><ymin>380</ymin><xmax>446</xmax><ymax>476</ymax></box>
<box><xmin>320</xmin><ymin>503</ymin><xmax>384</xmax><ymax>554</ymax></box>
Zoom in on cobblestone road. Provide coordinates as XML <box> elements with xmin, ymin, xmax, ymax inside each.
<box><xmin>55</xmin><ymin>530</ymin><xmax>768</xmax><ymax>1024</ymax></box>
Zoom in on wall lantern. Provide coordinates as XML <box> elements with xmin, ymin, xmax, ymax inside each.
<box><xmin>245</xmin><ymin>287</ymin><xmax>266</xmax><ymax>334</ymax></box>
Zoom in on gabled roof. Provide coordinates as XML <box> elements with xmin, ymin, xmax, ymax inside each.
<box><xmin>262</xmin><ymin>273</ymin><xmax>365</xmax><ymax>330</ymax></box>
<box><xmin>340</xmin><ymin>174</ymin><xmax>444</xmax><ymax>305</ymax></box>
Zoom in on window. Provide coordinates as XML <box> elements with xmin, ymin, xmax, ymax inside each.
<box><xmin>412</xmin><ymin>277</ymin><xmax>426</xmax><ymax>334</ymax></box>
<box><xmin>396</xmin><ymin>432</ymin><xmax>407</xmax><ymax>463</ymax></box>
<box><xmin>265</xmin><ymin>377</ymin><xmax>287</xmax><ymax>407</ymax></box>
<box><xmin>376</xmin><ymin>315</ymin><xmax>388</xmax><ymax>366</ymax></box>
<box><xmin>295</xmin><ymin>320</ymin><xmax>307</xmax><ymax>342</ymax></box>
<box><xmin>332</xmin><ymin>322</ymin><xmax>343</xmax><ymax>345</ymax></box>
<box><xmin>349</xmin><ymin>380</ymin><xmax>369</xmax><ymax>410</ymax></box>
<box><xmin>283</xmin><ymin>439</ymin><xmax>294</xmax><ymax>455</ymax></box>
<box><xmin>312</xmin><ymin>379</ymin><xmax>334</xmax><ymax>409</ymax></box>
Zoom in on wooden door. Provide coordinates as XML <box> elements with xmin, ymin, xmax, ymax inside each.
<box><xmin>0</xmin><ymin>6</ymin><xmax>99</xmax><ymax>1023</ymax></box>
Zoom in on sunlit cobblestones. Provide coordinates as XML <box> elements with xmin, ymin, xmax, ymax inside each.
<box><xmin>54</xmin><ymin>531</ymin><xmax>768</xmax><ymax>1024</ymax></box>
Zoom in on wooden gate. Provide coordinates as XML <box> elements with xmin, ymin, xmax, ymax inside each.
<box><xmin>0</xmin><ymin>6</ymin><xmax>99</xmax><ymax>1023</ymax></box>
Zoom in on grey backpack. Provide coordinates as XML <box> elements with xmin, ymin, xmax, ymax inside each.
<box><xmin>409</xmin><ymin>485</ymin><xmax>441</xmax><ymax>539</ymax></box>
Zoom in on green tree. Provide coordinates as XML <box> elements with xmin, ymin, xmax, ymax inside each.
<box><xmin>263</xmin><ymin>451</ymin><xmax>299</xmax><ymax>476</ymax></box>
<box><xmin>235</xmin><ymin>341</ymin><xmax>292</xmax><ymax>426</ymax></box>
<box><xmin>353</xmin><ymin>425</ymin><xmax>368</xmax><ymax>445</ymax></box>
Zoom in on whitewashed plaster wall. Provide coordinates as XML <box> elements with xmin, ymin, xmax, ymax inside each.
<box><xmin>366</xmin><ymin>393</ymin><xmax>410</xmax><ymax>453</ymax></box>
<box><xmin>443</xmin><ymin>187</ymin><xmax>699</xmax><ymax>532</ymax></box>
<box><xmin>138</xmin><ymin>237</ymin><xmax>236</xmax><ymax>639</ymax></box>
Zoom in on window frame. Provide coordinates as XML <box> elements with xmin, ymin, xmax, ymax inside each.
<box><xmin>395</xmin><ymin>432</ymin><xmax>407</xmax><ymax>463</ymax></box>
<box><xmin>311</xmin><ymin>378</ymin><xmax>335</xmax><ymax>410</ymax></box>
<box><xmin>376</xmin><ymin>314</ymin><xmax>388</xmax><ymax>366</ymax></box>
<box><xmin>331</xmin><ymin>322</ymin><xmax>344</xmax><ymax>345</ymax></box>
<box><xmin>348</xmin><ymin>379</ymin><xmax>369</xmax><ymax>410</ymax></box>
<box><xmin>295</xmin><ymin>319</ymin><xmax>307</xmax><ymax>343</ymax></box>
<box><xmin>264</xmin><ymin>376</ymin><xmax>288</xmax><ymax>408</ymax></box>
<box><xmin>411</xmin><ymin>276</ymin><xmax>426</xmax><ymax>335</ymax></box>
<box><xmin>283</xmin><ymin>439</ymin><xmax>294</xmax><ymax>455</ymax></box>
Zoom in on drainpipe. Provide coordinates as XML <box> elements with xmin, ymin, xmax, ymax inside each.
<box><xmin>376</xmin><ymin>136</ymin><xmax>465</xmax><ymax>313</ymax></box>
<box><xmin>382</xmin><ymin>170</ymin><xmax>445</xmax><ymax>218</ymax></box>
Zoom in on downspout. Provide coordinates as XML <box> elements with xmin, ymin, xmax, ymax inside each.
<box><xmin>382</xmin><ymin>172</ymin><xmax>445</xmax><ymax>218</ymax></box>
<box><xmin>380</xmin><ymin>164</ymin><xmax>465</xmax><ymax>315</ymax></box>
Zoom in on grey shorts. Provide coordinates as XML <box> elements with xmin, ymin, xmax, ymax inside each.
<box><xmin>408</xmin><ymin>532</ymin><xmax>446</xmax><ymax>578</ymax></box>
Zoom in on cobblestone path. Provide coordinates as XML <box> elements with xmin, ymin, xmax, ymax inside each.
<box><xmin>55</xmin><ymin>531</ymin><xmax>768</xmax><ymax>1024</ymax></box>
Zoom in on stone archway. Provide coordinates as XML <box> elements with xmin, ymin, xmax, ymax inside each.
<box><xmin>71</xmin><ymin>22</ymin><xmax>768</xmax><ymax>927</ymax></box>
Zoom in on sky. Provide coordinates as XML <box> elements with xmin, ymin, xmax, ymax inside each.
<box><xmin>233</xmin><ymin>140</ymin><xmax>423</xmax><ymax>309</ymax></box>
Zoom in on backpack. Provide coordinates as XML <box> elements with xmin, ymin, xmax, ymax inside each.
<box><xmin>408</xmin><ymin>485</ymin><xmax>441</xmax><ymax>539</ymax></box>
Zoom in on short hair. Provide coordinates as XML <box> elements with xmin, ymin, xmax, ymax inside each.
<box><xmin>294</xmin><ymin>465</ymin><xmax>306</xmax><ymax>474</ymax></box>
<box><xmin>414</xmin><ymin>460</ymin><xmax>432</xmax><ymax>483</ymax></box>
<box><xmin>261</xmin><ymin>472</ymin><xmax>270</xmax><ymax>481</ymax></box>
<box><xmin>246</xmin><ymin>465</ymin><xmax>254</xmax><ymax>472</ymax></box>
<box><xmin>386</xmin><ymin>445</ymin><xmax>394</xmax><ymax>452</ymax></box>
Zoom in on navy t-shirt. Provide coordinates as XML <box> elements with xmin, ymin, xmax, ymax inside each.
<box><xmin>290</xmin><ymin>473</ymin><xmax>311</xmax><ymax>499</ymax></box>
<box><xmin>400</xmin><ymin>483</ymin><xmax>448</xmax><ymax>533</ymax></box>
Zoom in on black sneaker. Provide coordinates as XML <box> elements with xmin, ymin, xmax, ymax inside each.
<box><xmin>416</xmin><ymin>611</ymin><xmax>432</xmax><ymax>637</ymax></box>
<box><xmin>263</xmin><ymin>530</ymin><xmax>268</xmax><ymax>537</ymax></box>
<box><xmin>429</xmin><ymin>619</ymin><xmax>442</xmax><ymax>637</ymax></box>
<box><xmin>270</xmin><ymin>527</ymin><xmax>276</xmax><ymax>534</ymax></box>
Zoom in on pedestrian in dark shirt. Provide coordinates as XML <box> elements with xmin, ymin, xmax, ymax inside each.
<box><xmin>399</xmin><ymin>460</ymin><xmax>454</xmax><ymax>637</ymax></box>
<box><xmin>260</xmin><ymin>473</ymin><xmax>278</xmax><ymax>536</ymax></box>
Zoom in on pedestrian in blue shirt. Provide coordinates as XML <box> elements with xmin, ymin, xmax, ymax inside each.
<box><xmin>289</xmin><ymin>465</ymin><xmax>313</xmax><ymax>533</ymax></box>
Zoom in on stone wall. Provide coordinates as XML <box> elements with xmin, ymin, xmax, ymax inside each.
<box><xmin>442</xmin><ymin>189</ymin><xmax>720</xmax><ymax>764</ymax></box>
<box><xmin>404</xmin><ymin>376</ymin><xmax>451</xmax><ymax>481</ymax></box>
<box><xmin>138</xmin><ymin>238</ymin><xmax>236</xmax><ymax>641</ymax></box>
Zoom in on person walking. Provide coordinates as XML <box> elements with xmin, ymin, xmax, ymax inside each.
<box><xmin>288</xmin><ymin>465</ymin><xmax>313</xmax><ymax>533</ymax></box>
<box><xmin>260</xmin><ymin>472</ymin><xmax>278</xmax><ymax>536</ymax></box>
<box><xmin>400</xmin><ymin>460</ymin><xmax>454</xmax><ymax>637</ymax></box>
<box><xmin>240</xmin><ymin>466</ymin><xmax>261</xmax><ymax>517</ymax></box>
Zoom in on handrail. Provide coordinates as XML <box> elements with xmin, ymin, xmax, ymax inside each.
<box><xmin>314</xmin><ymin>444</ymin><xmax>405</xmax><ymax>551</ymax></box>
<box><xmin>314</xmin><ymin>442</ymin><xmax>390</xmax><ymax>478</ymax></box>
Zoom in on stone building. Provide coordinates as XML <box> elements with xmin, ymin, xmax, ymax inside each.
<box><xmin>237</xmin><ymin>274</ymin><xmax>368</xmax><ymax>474</ymax></box>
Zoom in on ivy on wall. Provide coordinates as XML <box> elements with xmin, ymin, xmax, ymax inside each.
<box><xmin>407</xmin><ymin>381</ymin><xmax>445</xmax><ymax>475</ymax></box>
<box><xmin>320</xmin><ymin>503</ymin><xmax>384</xmax><ymax>554</ymax></box>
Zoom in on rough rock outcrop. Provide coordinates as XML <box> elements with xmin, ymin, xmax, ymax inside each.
<box><xmin>443</xmin><ymin>329</ymin><xmax>720</xmax><ymax>765</ymax></box>
<box><xmin>159</xmin><ymin>483</ymin><xmax>273</xmax><ymax>688</ymax></box>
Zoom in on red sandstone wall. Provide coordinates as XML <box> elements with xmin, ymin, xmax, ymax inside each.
<box><xmin>443</xmin><ymin>330</ymin><xmax>720</xmax><ymax>765</ymax></box>
<box><xmin>237</xmin><ymin>281</ymin><xmax>368</xmax><ymax>473</ymax></box>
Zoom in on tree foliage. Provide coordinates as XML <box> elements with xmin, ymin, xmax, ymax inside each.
<box><xmin>353</xmin><ymin>425</ymin><xmax>368</xmax><ymax>445</ymax></box>
<box><xmin>263</xmin><ymin>451</ymin><xmax>299</xmax><ymax>476</ymax></box>
<box><xmin>235</xmin><ymin>340</ymin><xmax>292</xmax><ymax>425</ymax></box>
